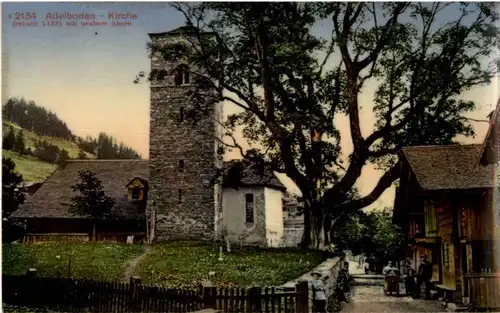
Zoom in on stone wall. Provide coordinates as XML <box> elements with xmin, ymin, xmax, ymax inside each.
<box><xmin>222</xmin><ymin>186</ymin><xmax>267</xmax><ymax>246</ymax></box>
<box><xmin>148</xmin><ymin>33</ymin><xmax>220</xmax><ymax>242</ymax></box>
<box><xmin>281</xmin><ymin>225</ymin><xmax>303</xmax><ymax>248</ymax></box>
<box><xmin>282</xmin><ymin>257</ymin><xmax>343</xmax><ymax>312</ymax></box>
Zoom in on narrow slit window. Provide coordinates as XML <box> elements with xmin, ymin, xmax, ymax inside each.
<box><xmin>178</xmin><ymin>189</ymin><xmax>183</xmax><ymax>204</ymax></box>
<box><xmin>174</xmin><ymin>70</ymin><xmax>183</xmax><ymax>85</ymax></box>
<box><xmin>183</xmin><ymin>70</ymin><xmax>190</xmax><ymax>84</ymax></box>
<box><xmin>179</xmin><ymin>159</ymin><xmax>184</xmax><ymax>172</ymax></box>
<box><xmin>245</xmin><ymin>194</ymin><xmax>254</xmax><ymax>223</ymax></box>
<box><xmin>179</xmin><ymin>107</ymin><xmax>184</xmax><ymax>123</ymax></box>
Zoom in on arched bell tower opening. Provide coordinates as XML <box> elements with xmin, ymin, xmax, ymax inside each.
<box><xmin>147</xmin><ymin>26</ymin><xmax>223</xmax><ymax>242</ymax></box>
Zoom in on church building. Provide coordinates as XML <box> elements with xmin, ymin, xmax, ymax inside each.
<box><xmin>12</xmin><ymin>25</ymin><xmax>297</xmax><ymax>248</ymax></box>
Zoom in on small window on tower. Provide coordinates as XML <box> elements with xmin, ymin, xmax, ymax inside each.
<box><xmin>174</xmin><ymin>65</ymin><xmax>190</xmax><ymax>86</ymax></box>
<box><xmin>179</xmin><ymin>107</ymin><xmax>185</xmax><ymax>123</ymax></box>
<box><xmin>178</xmin><ymin>189</ymin><xmax>183</xmax><ymax>204</ymax></box>
<box><xmin>179</xmin><ymin>159</ymin><xmax>184</xmax><ymax>172</ymax></box>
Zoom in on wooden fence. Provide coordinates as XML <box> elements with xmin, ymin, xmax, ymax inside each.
<box><xmin>203</xmin><ymin>283</ymin><xmax>308</xmax><ymax>313</ymax></box>
<box><xmin>3</xmin><ymin>274</ymin><xmax>309</xmax><ymax>313</ymax></box>
<box><xmin>464</xmin><ymin>273</ymin><xmax>500</xmax><ymax>310</ymax></box>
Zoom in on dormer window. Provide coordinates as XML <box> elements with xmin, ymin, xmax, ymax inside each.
<box><xmin>126</xmin><ymin>177</ymin><xmax>148</xmax><ymax>202</ymax></box>
<box><xmin>174</xmin><ymin>65</ymin><xmax>190</xmax><ymax>85</ymax></box>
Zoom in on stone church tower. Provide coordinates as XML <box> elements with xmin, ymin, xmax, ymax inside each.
<box><xmin>147</xmin><ymin>26</ymin><xmax>223</xmax><ymax>242</ymax></box>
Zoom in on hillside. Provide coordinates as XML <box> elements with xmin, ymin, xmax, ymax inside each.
<box><xmin>2</xmin><ymin>121</ymin><xmax>95</xmax><ymax>182</ymax></box>
<box><xmin>2</xmin><ymin>150</ymin><xmax>58</xmax><ymax>182</ymax></box>
<box><xmin>3</xmin><ymin>97</ymin><xmax>142</xmax><ymax>183</ymax></box>
<box><xmin>2</xmin><ymin>121</ymin><xmax>95</xmax><ymax>159</ymax></box>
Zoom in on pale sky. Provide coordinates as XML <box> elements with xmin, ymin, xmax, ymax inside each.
<box><xmin>2</xmin><ymin>2</ymin><xmax>498</xmax><ymax>210</ymax></box>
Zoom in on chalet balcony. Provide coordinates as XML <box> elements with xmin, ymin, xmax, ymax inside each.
<box><xmin>464</xmin><ymin>273</ymin><xmax>500</xmax><ymax>310</ymax></box>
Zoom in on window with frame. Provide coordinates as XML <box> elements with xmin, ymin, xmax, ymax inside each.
<box><xmin>424</xmin><ymin>201</ymin><xmax>438</xmax><ymax>236</ymax></box>
<box><xmin>174</xmin><ymin>65</ymin><xmax>190</xmax><ymax>85</ymax></box>
<box><xmin>245</xmin><ymin>194</ymin><xmax>254</xmax><ymax>223</ymax></box>
<box><xmin>131</xmin><ymin>187</ymin><xmax>141</xmax><ymax>201</ymax></box>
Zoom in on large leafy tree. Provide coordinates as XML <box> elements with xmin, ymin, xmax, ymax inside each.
<box><xmin>67</xmin><ymin>170</ymin><xmax>115</xmax><ymax>241</ymax></box>
<box><xmin>141</xmin><ymin>3</ymin><xmax>498</xmax><ymax>247</ymax></box>
<box><xmin>331</xmin><ymin>209</ymin><xmax>405</xmax><ymax>271</ymax></box>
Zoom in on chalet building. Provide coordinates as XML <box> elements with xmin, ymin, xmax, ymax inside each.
<box><xmin>11</xmin><ymin>160</ymin><xmax>149</xmax><ymax>243</ymax></box>
<box><xmin>393</xmin><ymin>102</ymin><xmax>500</xmax><ymax>310</ymax></box>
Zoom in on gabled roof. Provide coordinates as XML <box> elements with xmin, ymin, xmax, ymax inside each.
<box><xmin>221</xmin><ymin>160</ymin><xmax>286</xmax><ymax>191</ymax></box>
<box><xmin>401</xmin><ymin>144</ymin><xmax>496</xmax><ymax>190</ymax></box>
<box><xmin>478</xmin><ymin>100</ymin><xmax>500</xmax><ymax>165</ymax></box>
<box><xmin>126</xmin><ymin>177</ymin><xmax>148</xmax><ymax>189</ymax></box>
<box><xmin>11</xmin><ymin>160</ymin><xmax>149</xmax><ymax>220</ymax></box>
<box><xmin>11</xmin><ymin>159</ymin><xmax>285</xmax><ymax>220</ymax></box>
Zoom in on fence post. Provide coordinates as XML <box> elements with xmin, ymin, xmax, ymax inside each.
<box><xmin>130</xmin><ymin>276</ymin><xmax>141</xmax><ymax>312</ymax></box>
<box><xmin>26</xmin><ymin>268</ymin><xmax>37</xmax><ymax>278</ymax></box>
<box><xmin>25</xmin><ymin>268</ymin><xmax>37</xmax><ymax>307</ymax></box>
<box><xmin>295</xmin><ymin>282</ymin><xmax>309</xmax><ymax>313</ymax></box>
<box><xmin>201</xmin><ymin>282</ymin><xmax>217</xmax><ymax>309</ymax></box>
<box><xmin>247</xmin><ymin>287</ymin><xmax>261</xmax><ymax>313</ymax></box>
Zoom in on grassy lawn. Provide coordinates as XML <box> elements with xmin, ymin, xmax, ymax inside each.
<box><xmin>2</xmin><ymin>243</ymin><xmax>145</xmax><ymax>281</ymax></box>
<box><xmin>136</xmin><ymin>243</ymin><xmax>326</xmax><ymax>287</ymax></box>
<box><xmin>3</xmin><ymin>150</ymin><xmax>57</xmax><ymax>182</ymax></box>
<box><xmin>2</xmin><ymin>242</ymin><xmax>327</xmax><ymax>287</ymax></box>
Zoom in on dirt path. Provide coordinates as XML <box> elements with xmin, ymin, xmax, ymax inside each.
<box><xmin>341</xmin><ymin>276</ymin><xmax>445</xmax><ymax>313</ymax></box>
<box><xmin>123</xmin><ymin>244</ymin><xmax>152</xmax><ymax>283</ymax></box>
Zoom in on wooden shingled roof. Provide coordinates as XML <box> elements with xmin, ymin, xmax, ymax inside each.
<box><xmin>221</xmin><ymin>160</ymin><xmax>286</xmax><ymax>191</ymax></box>
<box><xmin>11</xmin><ymin>159</ymin><xmax>285</xmax><ymax>219</ymax></box>
<box><xmin>11</xmin><ymin>160</ymin><xmax>149</xmax><ymax>220</ymax></box>
<box><xmin>401</xmin><ymin>144</ymin><xmax>496</xmax><ymax>191</ymax></box>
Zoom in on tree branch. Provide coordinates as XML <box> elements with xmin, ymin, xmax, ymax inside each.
<box><xmin>343</xmin><ymin>159</ymin><xmax>401</xmax><ymax>210</ymax></box>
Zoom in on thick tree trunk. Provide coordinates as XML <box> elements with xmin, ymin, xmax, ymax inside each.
<box><xmin>300</xmin><ymin>203</ymin><xmax>312</xmax><ymax>248</ymax></box>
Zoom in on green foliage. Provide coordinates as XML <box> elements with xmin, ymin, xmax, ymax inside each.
<box><xmin>136</xmin><ymin>244</ymin><xmax>325</xmax><ymax>287</ymax></box>
<box><xmin>77</xmin><ymin>150</ymin><xmax>87</xmax><ymax>159</ymax></box>
<box><xmin>3</xmin><ymin>126</ymin><xmax>16</xmax><ymax>151</ymax></box>
<box><xmin>2</xmin><ymin>243</ymin><xmax>144</xmax><ymax>281</ymax></box>
<box><xmin>67</xmin><ymin>171</ymin><xmax>115</xmax><ymax>221</ymax></box>
<box><xmin>58</xmin><ymin>149</ymin><xmax>70</xmax><ymax>165</ymax></box>
<box><xmin>2</xmin><ymin>157</ymin><xmax>25</xmax><ymax>216</ymax></box>
<box><xmin>13</xmin><ymin>131</ymin><xmax>26</xmax><ymax>155</ymax></box>
<box><xmin>3</xmin><ymin>97</ymin><xmax>73</xmax><ymax>139</ymax></box>
<box><xmin>332</xmin><ymin>209</ymin><xmax>404</xmax><ymax>266</ymax></box>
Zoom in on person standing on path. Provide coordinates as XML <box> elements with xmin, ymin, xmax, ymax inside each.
<box><xmin>402</xmin><ymin>259</ymin><xmax>416</xmax><ymax>297</ymax></box>
<box><xmin>311</xmin><ymin>272</ymin><xmax>327</xmax><ymax>313</ymax></box>
<box><xmin>382</xmin><ymin>261</ymin><xmax>397</xmax><ymax>276</ymax></box>
<box><xmin>416</xmin><ymin>255</ymin><xmax>433</xmax><ymax>299</ymax></box>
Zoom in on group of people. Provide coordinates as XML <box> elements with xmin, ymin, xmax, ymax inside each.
<box><xmin>383</xmin><ymin>255</ymin><xmax>433</xmax><ymax>299</ymax></box>
<box><xmin>311</xmin><ymin>261</ymin><xmax>352</xmax><ymax>313</ymax></box>
<box><xmin>310</xmin><ymin>255</ymin><xmax>433</xmax><ymax>313</ymax></box>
